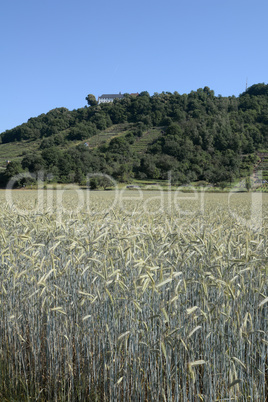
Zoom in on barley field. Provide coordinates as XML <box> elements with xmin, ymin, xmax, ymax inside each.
<box><xmin>0</xmin><ymin>189</ymin><xmax>267</xmax><ymax>401</ymax></box>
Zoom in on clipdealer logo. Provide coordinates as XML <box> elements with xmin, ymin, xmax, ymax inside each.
<box><xmin>4</xmin><ymin>170</ymin><xmax>265</xmax><ymax>231</ymax></box>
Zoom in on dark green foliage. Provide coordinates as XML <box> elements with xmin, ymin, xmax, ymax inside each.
<box><xmin>1</xmin><ymin>83</ymin><xmax>268</xmax><ymax>186</ymax></box>
<box><xmin>107</xmin><ymin>137</ymin><xmax>130</xmax><ymax>156</ymax></box>
<box><xmin>40</xmin><ymin>133</ymin><xmax>65</xmax><ymax>149</ymax></box>
<box><xmin>241</xmin><ymin>83</ymin><xmax>268</xmax><ymax>97</ymax></box>
<box><xmin>67</xmin><ymin>122</ymin><xmax>97</xmax><ymax>141</ymax></box>
<box><xmin>4</xmin><ymin>161</ymin><xmax>24</xmax><ymax>180</ymax></box>
<box><xmin>4</xmin><ymin>161</ymin><xmax>29</xmax><ymax>188</ymax></box>
<box><xmin>85</xmin><ymin>94</ymin><xmax>98</xmax><ymax>106</ymax></box>
<box><xmin>22</xmin><ymin>153</ymin><xmax>45</xmax><ymax>172</ymax></box>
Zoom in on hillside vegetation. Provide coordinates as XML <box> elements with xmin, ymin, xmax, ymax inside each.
<box><xmin>1</xmin><ymin>84</ymin><xmax>268</xmax><ymax>187</ymax></box>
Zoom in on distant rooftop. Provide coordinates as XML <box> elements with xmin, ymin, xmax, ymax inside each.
<box><xmin>99</xmin><ymin>93</ymin><xmax>124</xmax><ymax>99</ymax></box>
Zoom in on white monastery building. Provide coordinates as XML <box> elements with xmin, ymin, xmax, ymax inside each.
<box><xmin>98</xmin><ymin>92</ymin><xmax>124</xmax><ymax>104</ymax></box>
<box><xmin>98</xmin><ymin>92</ymin><xmax>139</xmax><ymax>104</ymax></box>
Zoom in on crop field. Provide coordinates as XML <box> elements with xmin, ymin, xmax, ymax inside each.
<box><xmin>0</xmin><ymin>189</ymin><xmax>267</xmax><ymax>401</ymax></box>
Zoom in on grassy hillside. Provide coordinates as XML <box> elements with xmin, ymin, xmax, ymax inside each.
<box><xmin>0</xmin><ymin>123</ymin><xmax>157</xmax><ymax>169</ymax></box>
<box><xmin>0</xmin><ymin>140</ymin><xmax>41</xmax><ymax>170</ymax></box>
<box><xmin>130</xmin><ymin>127</ymin><xmax>163</xmax><ymax>154</ymax></box>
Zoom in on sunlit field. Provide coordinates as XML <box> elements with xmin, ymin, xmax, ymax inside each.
<box><xmin>0</xmin><ymin>189</ymin><xmax>267</xmax><ymax>401</ymax></box>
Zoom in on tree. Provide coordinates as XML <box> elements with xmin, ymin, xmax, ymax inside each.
<box><xmin>139</xmin><ymin>156</ymin><xmax>160</xmax><ymax>179</ymax></box>
<box><xmin>85</xmin><ymin>94</ymin><xmax>98</xmax><ymax>107</ymax></box>
<box><xmin>108</xmin><ymin>137</ymin><xmax>130</xmax><ymax>157</ymax></box>
<box><xmin>4</xmin><ymin>161</ymin><xmax>27</xmax><ymax>188</ymax></box>
<box><xmin>138</xmin><ymin>91</ymin><xmax>150</xmax><ymax>97</ymax></box>
<box><xmin>41</xmin><ymin>147</ymin><xmax>62</xmax><ymax>168</ymax></box>
<box><xmin>5</xmin><ymin>161</ymin><xmax>23</xmax><ymax>178</ymax></box>
<box><xmin>165</xmin><ymin>123</ymin><xmax>183</xmax><ymax>137</ymax></box>
<box><xmin>22</xmin><ymin>154</ymin><xmax>45</xmax><ymax>175</ymax></box>
<box><xmin>245</xmin><ymin>176</ymin><xmax>251</xmax><ymax>192</ymax></box>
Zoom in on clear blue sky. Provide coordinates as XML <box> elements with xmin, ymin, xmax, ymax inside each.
<box><xmin>0</xmin><ymin>0</ymin><xmax>267</xmax><ymax>133</ymax></box>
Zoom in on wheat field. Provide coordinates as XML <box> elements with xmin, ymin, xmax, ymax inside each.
<box><xmin>0</xmin><ymin>189</ymin><xmax>267</xmax><ymax>401</ymax></box>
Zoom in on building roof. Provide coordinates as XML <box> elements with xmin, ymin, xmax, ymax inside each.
<box><xmin>99</xmin><ymin>93</ymin><xmax>124</xmax><ymax>99</ymax></box>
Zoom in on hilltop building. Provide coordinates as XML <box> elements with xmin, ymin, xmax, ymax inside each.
<box><xmin>98</xmin><ymin>93</ymin><xmax>124</xmax><ymax>104</ymax></box>
<box><xmin>98</xmin><ymin>92</ymin><xmax>139</xmax><ymax>104</ymax></box>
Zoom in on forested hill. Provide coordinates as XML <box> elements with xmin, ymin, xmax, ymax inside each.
<box><xmin>1</xmin><ymin>83</ymin><xmax>268</xmax><ymax>187</ymax></box>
